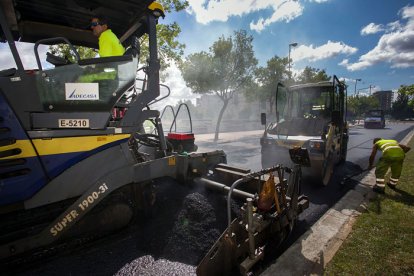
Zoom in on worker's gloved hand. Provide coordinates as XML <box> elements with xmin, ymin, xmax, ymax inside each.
<box><xmin>400</xmin><ymin>144</ymin><xmax>411</xmax><ymax>153</ymax></box>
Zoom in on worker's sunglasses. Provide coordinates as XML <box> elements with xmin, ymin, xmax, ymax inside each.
<box><xmin>90</xmin><ymin>22</ymin><xmax>101</xmax><ymax>28</ymax></box>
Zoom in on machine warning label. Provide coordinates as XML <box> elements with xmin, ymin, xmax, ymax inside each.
<box><xmin>168</xmin><ymin>156</ymin><xmax>176</xmax><ymax>166</ymax></box>
<box><xmin>50</xmin><ymin>183</ymin><xmax>109</xmax><ymax>237</ymax></box>
<box><xmin>65</xmin><ymin>83</ymin><xmax>99</xmax><ymax>100</ymax></box>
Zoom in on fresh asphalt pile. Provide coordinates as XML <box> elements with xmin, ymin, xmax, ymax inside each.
<box><xmin>116</xmin><ymin>183</ymin><xmax>241</xmax><ymax>275</ymax></box>
<box><xmin>116</xmin><ymin>192</ymin><xmax>223</xmax><ymax>275</ymax></box>
<box><xmin>162</xmin><ymin>192</ymin><xmax>221</xmax><ymax>264</ymax></box>
<box><xmin>115</xmin><ymin>256</ymin><xmax>196</xmax><ymax>276</ymax></box>
<box><xmin>10</xmin><ymin>178</ymin><xmax>240</xmax><ymax>275</ymax></box>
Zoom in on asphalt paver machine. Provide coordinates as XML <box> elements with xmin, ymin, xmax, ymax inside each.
<box><xmin>0</xmin><ymin>1</ymin><xmax>308</xmax><ymax>274</ymax></box>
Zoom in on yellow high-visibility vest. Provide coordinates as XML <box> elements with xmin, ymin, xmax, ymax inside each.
<box><xmin>375</xmin><ymin>139</ymin><xmax>404</xmax><ymax>158</ymax></box>
<box><xmin>99</xmin><ymin>29</ymin><xmax>125</xmax><ymax>57</ymax></box>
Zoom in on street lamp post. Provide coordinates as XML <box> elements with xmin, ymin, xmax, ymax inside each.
<box><xmin>369</xmin><ymin>85</ymin><xmax>375</xmax><ymax>96</ymax></box>
<box><xmin>288</xmin><ymin>42</ymin><xmax>298</xmax><ymax>78</ymax></box>
<box><xmin>354</xmin><ymin>78</ymin><xmax>361</xmax><ymax>97</ymax></box>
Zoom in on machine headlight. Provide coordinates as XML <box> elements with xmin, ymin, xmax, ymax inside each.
<box><xmin>309</xmin><ymin>139</ymin><xmax>325</xmax><ymax>151</ymax></box>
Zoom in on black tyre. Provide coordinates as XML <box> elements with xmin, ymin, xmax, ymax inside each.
<box><xmin>339</xmin><ymin>134</ymin><xmax>348</xmax><ymax>163</ymax></box>
<box><xmin>321</xmin><ymin>152</ymin><xmax>334</xmax><ymax>186</ymax></box>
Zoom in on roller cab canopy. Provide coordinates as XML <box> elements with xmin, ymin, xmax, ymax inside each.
<box><xmin>0</xmin><ymin>0</ymin><xmax>156</xmax><ymax>48</ymax></box>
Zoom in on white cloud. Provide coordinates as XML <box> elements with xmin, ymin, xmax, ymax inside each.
<box><xmin>291</xmin><ymin>40</ymin><xmax>357</xmax><ymax>62</ymax></box>
<box><xmin>338</xmin><ymin>59</ymin><xmax>349</xmax><ymax>67</ymax></box>
<box><xmin>250</xmin><ymin>1</ymin><xmax>303</xmax><ymax>32</ymax></box>
<box><xmin>308</xmin><ymin>0</ymin><xmax>329</xmax><ymax>3</ymax></box>
<box><xmin>187</xmin><ymin>0</ymin><xmax>308</xmax><ymax>32</ymax></box>
<box><xmin>341</xmin><ymin>77</ymin><xmax>359</xmax><ymax>84</ymax></box>
<box><xmin>0</xmin><ymin>47</ymin><xmax>17</xmax><ymax>70</ymax></box>
<box><xmin>387</xmin><ymin>21</ymin><xmax>402</xmax><ymax>32</ymax></box>
<box><xmin>0</xmin><ymin>42</ymin><xmax>48</xmax><ymax>70</ymax></box>
<box><xmin>360</xmin><ymin>23</ymin><xmax>384</xmax><ymax>36</ymax></box>
<box><xmin>151</xmin><ymin>61</ymin><xmax>199</xmax><ymax>110</ymax></box>
<box><xmin>361</xmin><ymin>21</ymin><xmax>404</xmax><ymax>36</ymax></box>
<box><xmin>342</xmin><ymin>5</ymin><xmax>414</xmax><ymax>71</ymax></box>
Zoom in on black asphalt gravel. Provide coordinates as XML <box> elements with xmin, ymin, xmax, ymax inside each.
<box><xmin>162</xmin><ymin>192</ymin><xmax>221</xmax><ymax>265</ymax></box>
<box><xmin>9</xmin><ymin>178</ymin><xmax>239</xmax><ymax>276</ymax></box>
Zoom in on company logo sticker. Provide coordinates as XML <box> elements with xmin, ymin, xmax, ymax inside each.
<box><xmin>65</xmin><ymin>83</ymin><xmax>99</xmax><ymax>101</ymax></box>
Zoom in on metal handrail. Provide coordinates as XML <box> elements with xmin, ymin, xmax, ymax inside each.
<box><xmin>169</xmin><ymin>103</ymin><xmax>193</xmax><ymax>133</ymax></box>
<box><xmin>34</xmin><ymin>37</ymin><xmax>80</xmax><ymax>70</ymax></box>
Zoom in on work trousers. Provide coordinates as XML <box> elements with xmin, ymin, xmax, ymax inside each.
<box><xmin>375</xmin><ymin>155</ymin><xmax>404</xmax><ymax>187</ymax></box>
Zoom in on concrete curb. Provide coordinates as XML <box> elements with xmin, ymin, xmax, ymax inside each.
<box><xmin>262</xmin><ymin>129</ymin><xmax>414</xmax><ymax>276</ymax></box>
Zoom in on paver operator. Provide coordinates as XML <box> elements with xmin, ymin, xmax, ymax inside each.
<box><xmin>90</xmin><ymin>15</ymin><xmax>125</xmax><ymax>57</ymax></box>
<box><xmin>369</xmin><ymin>138</ymin><xmax>411</xmax><ymax>193</ymax></box>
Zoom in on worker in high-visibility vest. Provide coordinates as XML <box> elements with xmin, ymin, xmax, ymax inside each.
<box><xmin>90</xmin><ymin>15</ymin><xmax>125</xmax><ymax>57</ymax></box>
<box><xmin>369</xmin><ymin>138</ymin><xmax>411</xmax><ymax>193</ymax></box>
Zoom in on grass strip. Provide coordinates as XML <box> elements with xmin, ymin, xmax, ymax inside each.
<box><xmin>325</xmin><ymin>137</ymin><xmax>414</xmax><ymax>275</ymax></box>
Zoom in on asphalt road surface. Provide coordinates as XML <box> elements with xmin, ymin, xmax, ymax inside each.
<box><xmin>6</xmin><ymin>122</ymin><xmax>414</xmax><ymax>275</ymax></box>
<box><xmin>196</xmin><ymin>122</ymin><xmax>414</xmax><ymax>267</ymax></box>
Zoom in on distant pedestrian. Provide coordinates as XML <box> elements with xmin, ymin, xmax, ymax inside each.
<box><xmin>369</xmin><ymin>138</ymin><xmax>411</xmax><ymax>193</ymax></box>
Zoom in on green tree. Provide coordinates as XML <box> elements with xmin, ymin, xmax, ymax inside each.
<box><xmin>49</xmin><ymin>45</ymin><xmax>96</xmax><ymax>63</ymax></box>
<box><xmin>180</xmin><ymin>30</ymin><xmax>258</xmax><ymax>142</ymax></box>
<box><xmin>397</xmin><ymin>84</ymin><xmax>414</xmax><ymax>108</ymax></box>
<box><xmin>346</xmin><ymin>96</ymin><xmax>359</xmax><ymax>120</ymax></box>
<box><xmin>250</xmin><ymin>56</ymin><xmax>289</xmax><ymax>115</ymax></box>
<box><xmin>347</xmin><ymin>95</ymin><xmax>380</xmax><ymax>120</ymax></box>
<box><xmin>391</xmin><ymin>85</ymin><xmax>414</xmax><ymax>119</ymax></box>
<box><xmin>295</xmin><ymin>66</ymin><xmax>330</xmax><ymax>84</ymax></box>
<box><xmin>49</xmin><ymin>0</ymin><xmax>188</xmax><ymax>71</ymax></box>
<box><xmin>139</xmin><ymin>21</ymin><xmax>185</xmax><ymax>73</ymax></box>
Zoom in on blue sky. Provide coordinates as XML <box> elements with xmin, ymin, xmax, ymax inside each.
<box><xmin>1</xmin><ymin>0</ymin><xmax>413</xmax><ymax>105</ymax></box>
<box><xmin>160</xmin><ymin>0</ymin><xmax>414</xmax><ymax>100</ymax></box>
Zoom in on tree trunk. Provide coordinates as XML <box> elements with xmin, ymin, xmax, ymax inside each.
<box><xmin>214</xmin><ymin>99</ymin><xmax>229</xmax><ymax>142</ymax></box>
